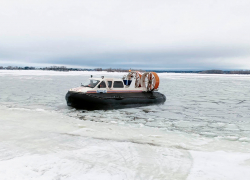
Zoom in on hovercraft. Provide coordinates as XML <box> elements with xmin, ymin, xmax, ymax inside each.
<box><xmin>66</xmin><ymin>71</ymin><xmax>166</xmax><ymax>110</ymax></box>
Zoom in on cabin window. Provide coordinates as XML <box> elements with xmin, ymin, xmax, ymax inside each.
<box><xmin>98</xmin><ymin>81</ymin><xmax>106</xmax><ymax>88</ymax></box>
<box><xmin>113</xmin><ymin>81</ymin><xmax>124</xmax><ymax>88</ymax></box>
<box><xmin>85</xmin><ymin>80</ymin><xmax>100</xmax><ymax>88</ymax></box>
<box><xmin>108</xmin><ymin>81</ymin><xmax>112</xmax><ymax>88</ymax></box>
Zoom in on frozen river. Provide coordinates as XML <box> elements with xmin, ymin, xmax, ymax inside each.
<box><xmin>0</xmin><ymin>70</ymin><xmax>250</xmax><ymax>180</ymax></box>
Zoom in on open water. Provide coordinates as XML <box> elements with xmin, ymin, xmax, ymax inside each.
<box><xmin>0</xmin><ymin>70</ymin><xmax>250</xmax><ymax>180</ymax></box>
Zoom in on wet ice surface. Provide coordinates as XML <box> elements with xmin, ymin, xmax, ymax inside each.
<box><xmin>1</xmin><ymin>70</ymin><xmax>250</xmax><ymax>180</ymax></box>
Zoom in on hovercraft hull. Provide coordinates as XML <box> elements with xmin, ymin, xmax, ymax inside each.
<box><xmin>66</xmin><ymin>91</ymin><xmax>166</xmax><ymax>110</ymax></box>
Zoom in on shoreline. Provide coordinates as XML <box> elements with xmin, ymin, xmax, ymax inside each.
<box><xmin>1</xmin><ymin>69</ymin><xmax>250</xmax><ymax>75</ymax></box>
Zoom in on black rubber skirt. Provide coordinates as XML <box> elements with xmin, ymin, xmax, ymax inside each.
<box><xmin>65</xmin><ymin>91</ymin><xmax>166</xmax><ymax>110</ymax></box>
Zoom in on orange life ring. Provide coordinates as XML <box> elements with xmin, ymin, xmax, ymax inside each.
<box><xmin>151</xmin><ymin>72</ymin><xmax>159</xmax><ymax>90</ymax></box>
<box><xmin>141</xmin><ymin>72</ymin><xmax>160</xmax><ymax>91</ymax></box>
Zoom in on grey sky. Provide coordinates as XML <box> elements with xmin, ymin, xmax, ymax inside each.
<box><xmin>0</xmin><ymin>0</ymin><xmax>250</xmax><ymax>69</ymax></box>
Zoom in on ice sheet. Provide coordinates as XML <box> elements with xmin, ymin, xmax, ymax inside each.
<box><xmin>1</xmin><ymin>70</ymin><xmax>250</xmax><ymax>179</ymax></box>
<box><xmin>187</xmin><ymin>151</ymin><xmax>250</xmax><ymax>180</ymax></box>
<box><xmin>1</xmin><ymin>105</ymin><xmax>250</xmax><ymax>179</ymax></box>
<box><xmin>0</xmin><ymin>106</ymin><xmax>193</xmax><ymax>180</ymax></box>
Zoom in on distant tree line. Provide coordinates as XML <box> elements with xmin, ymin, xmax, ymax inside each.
<box><xmin>94</xmin><ymin>68</ymin><xmax>146</xmax><ymax>72</ymax></box>
<box><xmin>41</xmin><ymin>66</ymin><xmax>68</xmax><ymax>71</ymax></box>
<box><xmin>200</xmin><ymin>70</ymin><xmax>250</xmax><ymax>74</ymax></box>
<box><xmin>1</xmin><ymin>66</ymin><xmax>250</xmax><ymax>74</ymax></box>
<box><xmin>0</xmin><ymin>66</ymin><xmax>144</xmax><ymax>72</ymax></box>
<box><xmin>0</xmin><ymin>66</ymin><xmax>36</xmax><ymax>70</ymax></box>
<box><xmin>199</xmin><ymin>70</ymin><xmax>224</xmax><ymax>74</ymax></box>
<box><xmin>0</xmin><ymin>66</ymin><xmax>92</xmax><ymax>71</ymax></box>
<box><xmin>228</xmin><ymin>70</ymin><xmax>250</xmax><ymax>74</ymax></box>
<box><xmin>40</xmin><ymin>66</ymin><xmax>93</xmax><ymax>71</ymax></box>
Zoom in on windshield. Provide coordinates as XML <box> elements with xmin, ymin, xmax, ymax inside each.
<box><xmin>83</xmin><ymin>80</ymin><xmax>100</xmax><ymax>88</ymax></box>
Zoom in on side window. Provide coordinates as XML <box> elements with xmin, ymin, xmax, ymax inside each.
<box><xmin>98</xmin><ymin>81</ymin><xmax>106</xmax><ymax>88</ymax></box>
<box><xmin>108</xmin><ymin>81</ymin><xmax>112</xmax><ymax>88</ymax></box>
<box><xmin>113</xmin><ymin>81</ymin><xmax>124</xmax><ymax>88</ymax></box>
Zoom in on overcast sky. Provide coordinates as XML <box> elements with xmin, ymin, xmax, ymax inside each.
<box><xmin>0</xmin><ymin>0</ymin><xmax>250</xmax><ymax>70</ymax></box>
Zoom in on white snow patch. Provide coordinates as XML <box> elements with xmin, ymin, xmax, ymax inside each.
<box><xmin>187</xmin><ymin>151</ymin><xmax>250</xmax><ymax>180</ymax></box>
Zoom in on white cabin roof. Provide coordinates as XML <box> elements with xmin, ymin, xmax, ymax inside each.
<box><xmin>89</xmin><ymin>77</ymin><xmax>123</xmax><ymax>81</ymax></box>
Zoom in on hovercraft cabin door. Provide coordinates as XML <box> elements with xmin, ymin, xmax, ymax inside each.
<box><xmin>97</xmin><ymin>80</ymin><xmax>107</xmax><ymax>93</ymax></box>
